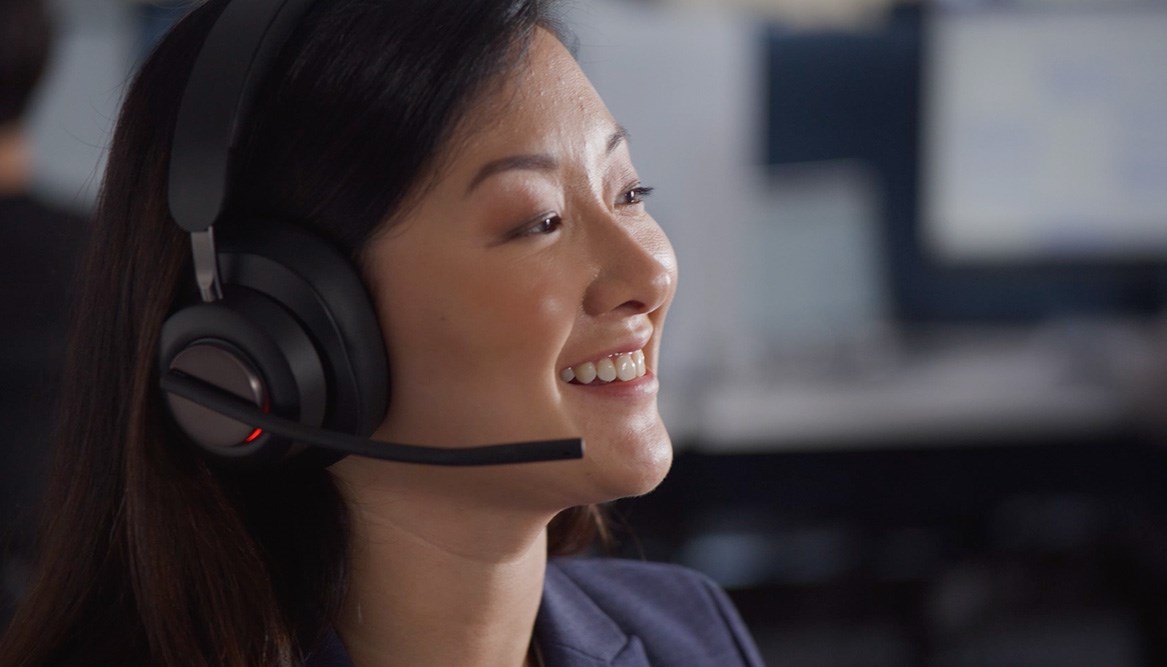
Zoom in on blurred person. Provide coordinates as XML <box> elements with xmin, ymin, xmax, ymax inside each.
<box><xmin>0</xmin><ymin>0</ymin><xmax>86</xmax><ymax>627</ymax></box>
<box><xmin>0</xmin><ymin>0</ymin><xmax>764</xmax><ymax>665</ymax></box>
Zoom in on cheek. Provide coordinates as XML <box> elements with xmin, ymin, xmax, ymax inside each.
<box><xmin>380</xmin><ymin>252</ymin><xmax>579</xmax><ymax>384</ymax></box>
<box><xmin>371</xmin><ymin>249</ymin><xmax>587</xmax><ymax>443</ymax></box>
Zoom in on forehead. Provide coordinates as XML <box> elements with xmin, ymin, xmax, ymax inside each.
<box><xmin>452</xmin><ymin>29</ymin><xmax>614</xmax><ymax>157</ymax></box>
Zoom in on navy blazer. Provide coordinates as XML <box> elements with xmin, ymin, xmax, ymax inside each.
<box><xmin>306</xmin><ymin>557</ymin><xmax>766</xmax><ymax>666</ymax></box>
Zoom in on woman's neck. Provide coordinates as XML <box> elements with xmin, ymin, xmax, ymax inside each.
<box><xmin>334</xmin><ymin>465</ymin><xmax>552</xmax><ymax>667</ymax></box>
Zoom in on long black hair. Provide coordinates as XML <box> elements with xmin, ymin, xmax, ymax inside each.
<box><xmin>0</xmin><ymin>1</ymin><xmax>600</xmax><ymax>665</ymax></box>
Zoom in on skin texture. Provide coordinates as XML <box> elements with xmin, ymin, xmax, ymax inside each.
<box><xmin>329</xmin><ymin>29</ymin><xmax>678</xmax><ymax>667</ymax></box>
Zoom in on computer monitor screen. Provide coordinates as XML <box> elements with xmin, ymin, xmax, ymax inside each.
<box><xmin>920</xmin><ymin>3</ymin><xmax>1167</xmax><ymax>265</ymax></box>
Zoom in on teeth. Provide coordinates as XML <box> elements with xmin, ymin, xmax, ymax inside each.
<box><xmin>575</xmin><ymin>361</ymin><xmax>597</xmax><ymax>384</ymax></box>
<box><xmin>616</xmin><ymin>354</ymin><xmax>637</xmax><ymax>381</ymax></box>
<box><xmin>596</xmin><ymin>357</ymin><xmax>617</xmax><ymax>382</ymax></box>
<box><xmin>562</xmin><ymin>349</ymin><xmax>648</xmax><ymax>385</ymax></box>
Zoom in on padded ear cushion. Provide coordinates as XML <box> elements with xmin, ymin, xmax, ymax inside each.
<box><xmin>216</xmin><ymin>218</ymin><xmax>388</xmax><ymax>439</ymax></box>
<box><xmin>159</xmin><ymin>288</ymin><xmax>327</xmax><ymax>465</ymax></box>
<box><xmin>160</xmin><ymin>218</ymin><xmax>388</xmax><ymax>467</ymax></box>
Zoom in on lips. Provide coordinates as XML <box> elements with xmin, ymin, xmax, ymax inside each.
<box><xmin>560</xmin><ymin>349</ymin><xmax>647</xmax><ymax>385</ymax></box>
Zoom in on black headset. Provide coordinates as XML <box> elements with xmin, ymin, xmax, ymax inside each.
<box><xmin>158</xmin><ymin>0</ymin><xmax>583</xmax><ymax>468</ymax></box>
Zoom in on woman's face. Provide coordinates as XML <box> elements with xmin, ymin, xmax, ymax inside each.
<box><xmin>358</xmin><ymin>29</ymin><xmax>677</xmax><ymax>508</ymax></box>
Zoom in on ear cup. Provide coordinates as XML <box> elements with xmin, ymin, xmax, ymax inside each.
<box><xmin>159</xmin><ymin>218</ymin><xmax>389</xmax><ymax>466</ymax></box>
<box><xmin>160</xmin><ymin>289</ymin><xmax>327</xmax><ymax>464</ymax></box>
<box><xmin>218</xmin><ymin>220</ymin><xmax>389</xmax><ymax>436</ymax></box>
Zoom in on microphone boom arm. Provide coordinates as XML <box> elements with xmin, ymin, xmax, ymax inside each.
<box><xmin>160</xmin><ymin>371</ymin><xmax>584</xmax><ymax>466</ymax></box>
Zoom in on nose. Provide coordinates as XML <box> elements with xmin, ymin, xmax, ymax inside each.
<box><xmin>582</xmin><ymin>214</ymin><xmax>677</xmax><ymax>318</ymax></box>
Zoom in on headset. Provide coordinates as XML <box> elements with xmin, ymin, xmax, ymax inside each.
<box><xmin>158</xmin><ymin>0</ymin><xmax>583</xmax><ymax>468</ymax></box>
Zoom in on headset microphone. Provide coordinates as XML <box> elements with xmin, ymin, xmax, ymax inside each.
<box><xmin>161</xmin><ymin>372</ymin><xmax>584</xmax><ymax>466</ymax></box>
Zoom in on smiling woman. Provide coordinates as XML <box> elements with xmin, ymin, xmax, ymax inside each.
<box><xmin>0</xmin><ymin>1</ymin><xmax>762</xmax><ymax>666</ymax></box>
<box><xmin>355</xmin><ymin>33</ymin><xmax>677</xmax><ymax>512</ymax></box>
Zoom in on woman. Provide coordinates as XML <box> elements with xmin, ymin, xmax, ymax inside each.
<box><xmin>0</xmin><ymin>0</ymin><xmax>764</xmax><ymax>665</ymax></box>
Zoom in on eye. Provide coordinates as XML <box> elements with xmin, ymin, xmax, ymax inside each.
<box><xmin>513</xmin><ymin>214</ymin><xmax>563</xmax><ymax>239</ymax></box>
<box><xmin>618</xmin><ymin>185</ymin><xmax>655</xmax><ymax>206</ymax></box>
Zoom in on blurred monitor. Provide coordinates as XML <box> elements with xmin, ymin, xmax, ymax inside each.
<box><xmin>920</xmin><ymin>1</ymin><xmax>1167</xmax><ymax>265</ymax></box>
<box><xmin>764</xmin><ymin>3</ymin><xmax>1167</xmax><ymax>322</ymax></box>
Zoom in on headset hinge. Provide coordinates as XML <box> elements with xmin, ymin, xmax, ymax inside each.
<box><xmin>190</xmin><ymin>228</ymin><xmax>224</xmax><ymax>303</ymax></box>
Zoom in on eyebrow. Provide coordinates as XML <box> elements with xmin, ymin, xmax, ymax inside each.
<box><xmin>607</xmin><ymin>124</ymin><xmax>630</xmax><ymax>154</ymax></box>
<box><xmin>464</xmin><ymin>125</ymin><xmax>631</xmax><ymax>195</ymax></box>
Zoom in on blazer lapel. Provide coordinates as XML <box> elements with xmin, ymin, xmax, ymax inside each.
<box><xmin>535</xmin><ymin>562</ymin><xmax>651</xmax><ymax>667</ymax></box>
<box><xmin>306</xmin><ymin>561</ymin><xmax>655</xmax><ymax>667</ymax></box>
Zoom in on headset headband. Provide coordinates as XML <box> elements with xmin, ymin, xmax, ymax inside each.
<box><xmin>168</xmin><ymin>0</ymin><xmax>318</xmax><ymax>301</ymax></box>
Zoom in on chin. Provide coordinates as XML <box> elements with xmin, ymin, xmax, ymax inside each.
<box><xmin>580</xmin><ymin>419</ymin><xmax>674</xmax><ymax>503</ymax></box>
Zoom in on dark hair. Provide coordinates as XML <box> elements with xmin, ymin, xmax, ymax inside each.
<box><xmin>0</xmin><ymin>0</ymin><xmax>53</xmax><ymax>127</ymax></box>
<box><xmin>0</xmin><ymin>1</ymin><xmax>599</xmax><ymax>664</ymax></box>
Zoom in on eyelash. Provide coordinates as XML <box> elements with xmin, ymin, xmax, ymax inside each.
<box><xmin>524</xmin><ymin>215</ymin><xmax>563</xmax><ymax>236</ymax></box>
<box><xmin>619</xmin><ymin>185</ymin><xmax>655</xmax><ymax>206</ymax></box>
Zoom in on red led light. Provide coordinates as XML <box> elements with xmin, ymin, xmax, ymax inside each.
<box><xmin>241</xmin><ymin>397</ymin><xmax>270</xmax><ymax>444</ymax></box>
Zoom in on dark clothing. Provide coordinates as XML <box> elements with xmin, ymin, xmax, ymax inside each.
<box><xmin>305</xmin><ymin>557</ymin><xmax>766</xmax><ymax>666</ymax></box>
<box><xmin>0</xmin><ymin>193</ymin><xmax>86</xmax><ymax>622</ymax></box>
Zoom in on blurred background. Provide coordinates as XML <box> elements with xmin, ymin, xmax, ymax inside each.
<box><xmin>4</xmin><ymin>0</ymin><xmax>1167</xmax><ymax>664</ymax></box>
